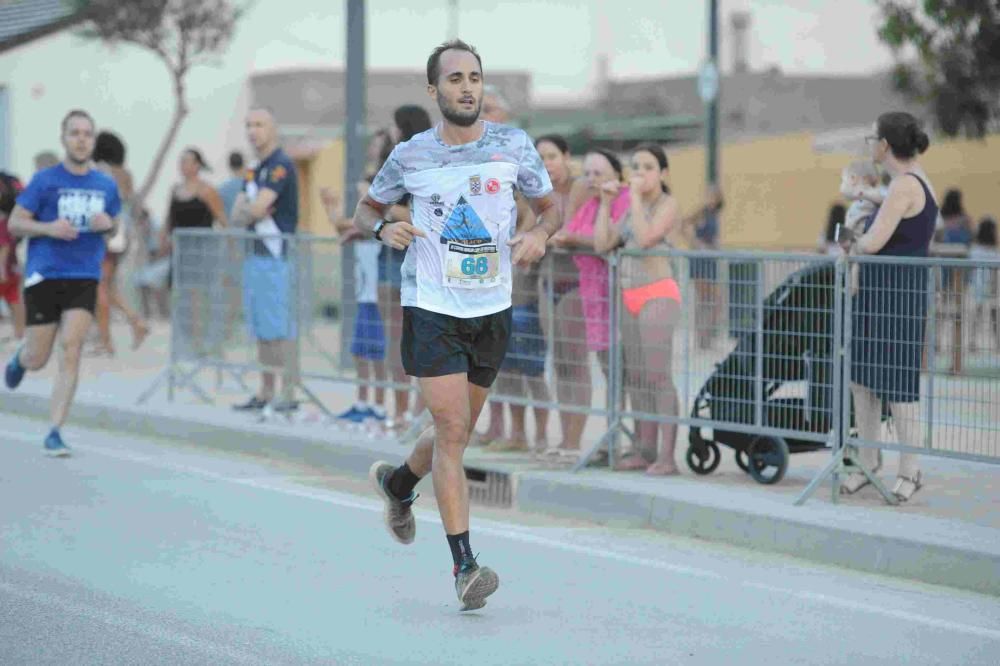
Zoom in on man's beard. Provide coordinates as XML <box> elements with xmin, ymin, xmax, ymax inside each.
<box><xmin>439</xmin><ymin>96</ymin><xmax>481</xmax><ymax>128</ymax></box>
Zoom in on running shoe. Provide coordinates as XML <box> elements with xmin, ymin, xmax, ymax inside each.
<box><xmin>5</xmin><ymin>346</ymin><xmax>25</xmax><ymax>390</ymax></box>
<box><xmin>44</xmin><ymin>429</ymin><xmax>71</xmax><ymax>458</ymax></box>
<box><xmin>369</xmin><ymin>460</ymin><xmax>417</xmax><ymax>545</ymax></box>
<box><xmin>271</xmin><ymin>400</ymin><xmax>300</xmax><ymax>414</ymax></box>
<box><xmin>336</xmin><ymin>406</ymin><xmax>368</xmax><ymax>423</ymax></box>
<box><xmin>454</xmin><ymin>557</ymin><xmax>499</xmax><ymax>612</ymax></box>
<box><xmin>232</xmin><ymin>396</ymin><xmax>268</xmax><ymax>411</ymax></box>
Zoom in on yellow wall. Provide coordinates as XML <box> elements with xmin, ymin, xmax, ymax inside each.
<box><xmin>665</xmin><ymin>133</ymin><xmax>1000</xmax><ymax>251</ymax></box>
<box><xmin>294</xmin><ymin>138</ymin><xmax>347</xmax><ymax>235</ymax></box>
<box><xmin>295</xmin><ymin>132</ymin><xmax>1000</xmax><ymax>251</ymax></box>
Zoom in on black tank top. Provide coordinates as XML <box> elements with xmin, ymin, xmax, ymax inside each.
<box><xmin>878</xmin><ymin>173</ymin><xmax>938</xmax><ymax>258</ymax></box>
<box><xmin>169</xmin><ymin>194</ymin><xmax>214</xmax><ymax>229</ymax></box>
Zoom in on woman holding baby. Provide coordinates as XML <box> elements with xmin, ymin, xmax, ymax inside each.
<box><xmin>839</xmin><ymin>111</ymin><xmax>937</xmax><ymax>502</ymax></box>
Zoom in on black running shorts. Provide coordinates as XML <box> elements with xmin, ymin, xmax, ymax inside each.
<box><xmin>401</xmin><ymin>306</ymin><xmax>512</xmax><ymax>388</ymax></box>
<box><xmin>24</xmin><ymin>279</ymin><xmax>99</xmax><ymax>326</ymax></box>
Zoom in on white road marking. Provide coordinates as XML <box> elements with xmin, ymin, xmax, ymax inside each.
<box><xmin>7</xmin><ymin>431</ymin><xmax>1000</xmax><ymax>641</ymax></box>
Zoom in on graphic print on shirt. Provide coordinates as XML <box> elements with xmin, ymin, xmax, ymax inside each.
<box><xmin>440</xmin><ymin>195</ymin><xmax>500</xmax><ymax>288</ymax></box>
<box><xmin>57</xmin><ymin>188</ymin><xmax>107</xmax><ymax>230</ymax></box>
<box><xmin>366</xmin><ymin>122</ymin><xmax>553</xmax><ymax>318</ymax></box>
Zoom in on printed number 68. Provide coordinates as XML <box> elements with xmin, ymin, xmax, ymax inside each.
<box><xmin>461</xmin><ymin>257</ymin><xmax>489</xmax><ymax>276</ymax></box>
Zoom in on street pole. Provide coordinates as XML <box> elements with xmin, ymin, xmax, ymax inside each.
<box><xmin>345</xmin><ymin>0</ymin><xmax>366</xmax><ymax>214</ymax></box>
<box><xmin>342</xmin><ymin>0</ymin><xmax>366</xmax><ymax>370</ymax></box>
<box><xmin>706</xmin><ymin>0</ymin><xmax>720</xmax><ymax>187</ymax></box>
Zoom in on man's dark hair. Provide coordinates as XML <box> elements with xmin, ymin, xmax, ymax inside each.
<box><xmin>228</xmin><ymin>151</ymin><xmax>245</xmax><ymax>171</ymax></box>
<box><xmin>61</xmin><ymin>109</ymin><xmax>95</xmax><ymax>134</ymax></box>
<box><xmin>426</xmin><ymin>39</ymin><xmax>482</xmax><ymax>85</ymax></box>
<box><xmin>94</xmin><ymin>131</ymin><xmax>126</xmax><ymax>166</ymax></box>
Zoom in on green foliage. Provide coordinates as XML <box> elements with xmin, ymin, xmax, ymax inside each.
<box><xmin>876</xmin><ymin>0</ymin><xmax>1000</xmax><ymax>137</ymax></box>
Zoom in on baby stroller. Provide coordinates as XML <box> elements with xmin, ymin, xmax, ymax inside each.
<box><xmin>687</xmin><ymin>262</ymin><xmax>838</xmax><ymax>484</ymax></box>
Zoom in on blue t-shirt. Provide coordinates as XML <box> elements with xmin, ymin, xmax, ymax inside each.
<box><xmin>16</xmin><ymin>164</ymin><xmax>121</xmax><ymax>281</ymax></box>
<box><xmin>247</xmin><ymin>148</ymin><xmax>298</xmax><ymax>233</ymax></box>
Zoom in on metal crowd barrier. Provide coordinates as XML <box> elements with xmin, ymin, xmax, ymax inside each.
<box><xmin>144</xmin><ymin>229</ymin><xmax>1000</xmax><ymax>504</ymax></box>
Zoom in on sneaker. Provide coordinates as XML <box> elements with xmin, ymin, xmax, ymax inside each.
<box><xmin>233</xmin><ymin>396</ymin><xmax>268</xmax><ymax>411</ymax></box>
<box><xmin>5</xmin><ymin>347</ymin><xmax>25</xmax><ymax>390</ymax></box>
<box><xmin>336</xmin><ymin>406</ymin><xmax>368</xmax><ymax>423</ymax></box>
<box><xmin>271</xmin><ymin>400</ymin><xmax>301</xmax><ymax>414</ymax></box>
<box><xmin>44</xmin><ymin>429</ymin><xmax>71</xmax><ymax>458</ymax></box>
<box><xmin>368</xmin><ymin>460</ymin><xmax>416</xmax><ymax>545</ymax></box>
<box><xmin>454</xmin><ymin>557</ymin><xmax>499</xmax><ymax>611</ymax></box>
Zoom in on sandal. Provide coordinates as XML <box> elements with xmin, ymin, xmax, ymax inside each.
<box><xmin>891</xmin><ymin>471</ymin><xmax>923</xmax><ymax>502</ymax></box>
<box><xmin>840</xmin><ymin>471</ymin><xmax>870</xmax><ymax>495</ymax></box>
<box><xmin>614</xmin><ymin>452</ymin><xmax>653</xmax><ymax>471</ymax></box>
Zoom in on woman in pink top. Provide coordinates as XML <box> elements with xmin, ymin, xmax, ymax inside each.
<box><xmin>548</xmin><ymin>149</ymin><xmax>629</xmax><ymax>458</ymax></box>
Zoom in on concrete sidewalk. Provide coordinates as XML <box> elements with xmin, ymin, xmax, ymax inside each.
<box><xmin>2</xmin><ymin>322</ymin><xmax>998</xmax><ymax>595</ymax></box>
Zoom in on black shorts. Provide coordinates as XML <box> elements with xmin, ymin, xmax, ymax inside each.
<box><xmin>401</xmin><ymin>306</ymin><xmax>512</xmax><ymax>388</ymax></box>
<box><xmin>24</xmin><ymin>279</ymin><xmax>99</xmax><ymax>326</ymax></box>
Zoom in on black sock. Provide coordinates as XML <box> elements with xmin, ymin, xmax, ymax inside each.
<box><xmin>387</xmin><ymin>462</ymin><xmax>420</xmax><ymax>501</ymax></box>
<box><xmin>446</xmin><ymin>531</ymin><xmax>472</xmax><ymax>569</ymax></box>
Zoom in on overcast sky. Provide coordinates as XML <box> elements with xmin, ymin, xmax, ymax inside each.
<box><xmin>242</xmin><ymin>0</ymin><xmax>895</xmax><ymax>102</ymax></box>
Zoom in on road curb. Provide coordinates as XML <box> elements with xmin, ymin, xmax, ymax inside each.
<box><xmin>5</xmin><ymin>392</ymin><xmax>998</xmax><ymax>596</ymax></box>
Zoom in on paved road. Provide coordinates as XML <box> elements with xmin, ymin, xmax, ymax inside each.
<box><xmin>1</xmin><ymin>414</ymin><xmax>998</xmax><ymax>665</ymax></box>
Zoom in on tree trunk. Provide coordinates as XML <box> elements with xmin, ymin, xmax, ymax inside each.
<box><xmin>133</xmin><ymin>71</ymin><xmax>189</xmax><ymax>213</ymax></box>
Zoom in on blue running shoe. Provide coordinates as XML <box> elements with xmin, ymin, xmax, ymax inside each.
<box><xmin>336</xmin><ymin>406</ymin><xmax>367</xmax><ymax>423</ymax></box>
<box><xmin>44</xmin><ymin>429</ymin><xmax>71</xmax><ymax>458</ymax></box>
<box><xmin>5</xmin><ymin>347</ymin><xmax>25</xmax><ymax>390</ymax></box>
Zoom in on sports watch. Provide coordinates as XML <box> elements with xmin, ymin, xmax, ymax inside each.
<box><xmin>373</xmin><ymin>219</ymin><xmax>393</xmax><ymax>242</ymax></box>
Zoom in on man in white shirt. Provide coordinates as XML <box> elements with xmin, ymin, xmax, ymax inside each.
<box><xmin>354</xmin><ymin>39</ymin><xmax>559</xmax><ymax>611</ymax></box>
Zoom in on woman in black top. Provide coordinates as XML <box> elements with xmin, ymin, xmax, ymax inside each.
<box><xmin>841</xmin><ymin>112</ymin><xmax>938</xmax><ymax>502</ymax></box>
<box><xmin>159</xmin><ymin>148</ymin><xmax>226</xmax><ymax>355</ymax></box>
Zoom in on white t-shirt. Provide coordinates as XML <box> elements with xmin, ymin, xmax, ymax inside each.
<box><xmin>368</xmin><ymin>121</ymin><xmax>553</xmax><ymax>319</ymax></box>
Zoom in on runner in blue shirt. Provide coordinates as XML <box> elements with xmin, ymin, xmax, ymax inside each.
<box><xmin>355</xmin><ymin>40</ymin><xmax>560</xmax><ymax>611</ymax></box>
<box><xmin>4</xmin><ymin>109</ymin><xmax>121</xmax><ymax>456</ymax></box>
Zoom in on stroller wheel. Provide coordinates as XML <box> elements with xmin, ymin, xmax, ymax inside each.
<box><xmin>747</xmin><ymin>436</ymin><xmax>790</xmax><ymax>485</ymax></box>
<box><xmin>735</xmin><ymin>450</ymin><xmax>750</xmax><ymax>474</ymax></box>
<box><xmin>686</xmin><ymin>440</ymin><xmax>721</xmax><ymax>475</ymax></box>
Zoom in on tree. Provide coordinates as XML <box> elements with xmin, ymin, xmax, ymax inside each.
<box><xmin>72</xmin><ymin>0</ymin><xmax>242</xmax><ymax>208</ymax></box>
<box><xmin>877</xmin><ymin>1</ymin><xmax>1000</xmax><ymax>138</ymax></box>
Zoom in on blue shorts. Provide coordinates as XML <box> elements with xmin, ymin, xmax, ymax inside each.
<box><xmin>502</xmin><ymin>303</ymin><xmax>546</xmax><ymax>377</ymax></box>
<box><xmin>350</xmin><ymin>302</ymin><xmax>386</xmax><ymax>361</ymax></box>
<box><xmin>378</xmin><ymin>247</ymin><xmax>406</xmax><ymax>288</ymax></box>
<box><xmin>242</xmin><ymin>254</ymin><xmax>294</xmax><ymax>341</ymax></box>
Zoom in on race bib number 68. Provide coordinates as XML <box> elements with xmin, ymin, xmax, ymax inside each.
<box><xmin>444</xmin><ymin>242</ymin><xmax>501</xmax><ymax>289</ymax></box>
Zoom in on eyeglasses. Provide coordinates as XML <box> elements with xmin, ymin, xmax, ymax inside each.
<box><xmin>864</xmin><ymin>135</ymin><xmax>882</xmax><ymax>146</ymax></box>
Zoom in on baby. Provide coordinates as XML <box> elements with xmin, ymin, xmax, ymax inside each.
<box><xmin>839</xmin><ymin>160</ymin><xmax>886</xmax><ymax>292</ymax></box>
<box><xmin>839</xmin><ymin>160</ymin><xmax>885</xmax><ymax>239</ymax></box>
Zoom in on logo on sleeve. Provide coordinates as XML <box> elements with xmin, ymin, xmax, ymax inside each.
<box><xmin>271</xmin><ymin>165</ymin><xmax>287</xmax><ymax>183</ymax></box>
<box><xmin>485</xmin><ymin>178</ymin><xmax>500</xmax><ymax>195</ymax></box>
<box><xmin>469</xmin><ymin>175</ymin><xmax>482</xmax><ymax>196</ymax></box>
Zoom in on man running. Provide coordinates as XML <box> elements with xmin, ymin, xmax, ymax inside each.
<box><xmin>354</xmin><ymin>40</ymin><xmax>559</xmax><ymax>611</ymax></box>
<box><xmin>4</xmin><ymin>109</ymin><xmax>121</xmax><ymax>456</ymax></box>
